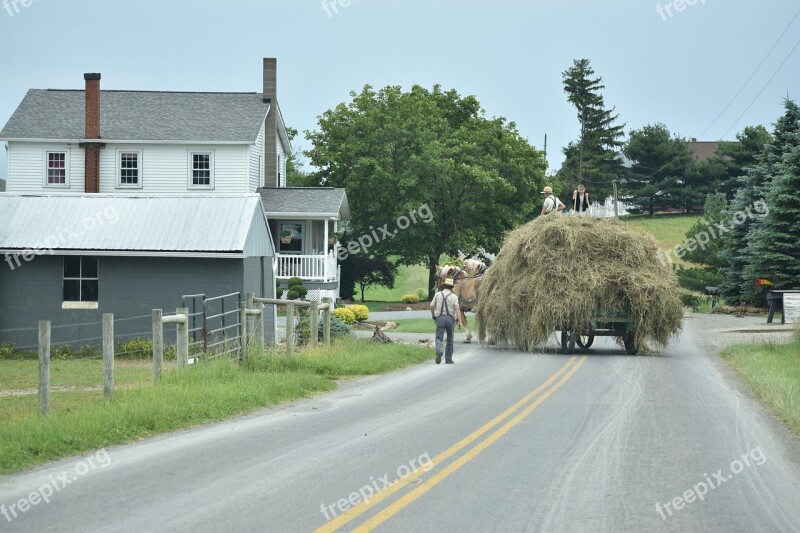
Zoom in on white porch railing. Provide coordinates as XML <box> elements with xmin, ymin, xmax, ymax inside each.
<box><xmin>275</xmin><ymin>253</ymin><xmax>338</xmax><ymax>281</ymax></box>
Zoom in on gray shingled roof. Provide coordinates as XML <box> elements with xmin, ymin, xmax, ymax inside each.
<box><xmin>0</xmin><ymin>90</ymin><xmax>269</xmax><ymax>142</ymax></box>
<box><xmin>259</xmin><ymin>187</ymin><xmax>350</xmax><ymax>220</ymax></box>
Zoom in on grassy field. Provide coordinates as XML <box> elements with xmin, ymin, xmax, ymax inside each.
<box><xmin>0</xmin><ymin>338</ymin><xmax>432</xmax><ymax>475</ymax></box>
<box><xmin>621</xmin><ymin>214</ymin><xmax>700</xmax><ymax>251</ymax></box>
<box><xmin>721</xmin><ymin>330</ymin><xmax>800</xmax><ymax>434</ymax></box>
<box><xmin>390</xmin><ymin>316</ymin><xmax>477</xmax><ymax>333</ymax></box>
<box><xmin>360</xmin><ymin>263</ymin><xmax>431</xmax><ymax>302</ymax></box>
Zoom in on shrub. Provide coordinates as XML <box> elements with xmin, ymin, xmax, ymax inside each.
<box><xmin>287</xmin><ymin>289</ymin><xmax>300</xmax><ymax>301</ymax></box>
<box><xmin>116</xmin><ymin>337</ymin><xmax>178</xmax><ymax>359</ymax></box>
<box><xmin>416</xmin><ymin>289</ymin><xmax>427</xmax><ymax>301</ymax></box>
<box><xmin>676</xmin><ymin>266</ymin><xmax>725</xmax><ymax>294</ymax></box>
<box><xmin>287</xmin><ymin>277</ymin><xmax>303</xmax><ymax>288</ymax></box>
<box><xmin>347</xmin><ymin>304</ymin><xmax>369</xmax><ymax>322</ymax></box>
<box><xmin>679</xmin><ymin>289</ymin><xmax>707</xmax><ymax>312</ymax></box>
<box><xmin>51</xmin><ymin>343</ymin><xmax>74</xmax><ymax>360</ymax></box>
<box><xmin>401</xmin><ymin>294</ymin><xmax>420</xmax><ymax>304</ymax></box>
<box><xmin>290</xmin><ymin>284</ymin><xmax>308</xmax><ymax>298</ymax></box>
<box><xmin>333</xmin><ymin>307</ymin><xmax>356</xmax><ymax>325</ymax></box>
<box><xmin>296</xmin><ymin>316</ymin><xmax>352</xmax><ymax>345</ymax></box>
<box><xmin>0</xmin><ymin>341</ymin><xmax>17</xmax><ymax>360</ymax></box>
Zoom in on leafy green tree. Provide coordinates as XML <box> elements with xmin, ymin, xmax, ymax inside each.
<box><xmin>681</xmin><ymin>192</ymin><xmax>728</xmax><ymax>268</ymax></box>
<box><xmin>621</xmin><ymin>123</ymin><xmax>693</xmax><ymax>215</ymax></box>
<box><xmin>558</xmin><ymin>59</ymin><xmax>626</xmax><ymax>202</ymax></box>
<box><xmin>719</xmin><ymin>99</ymin><xmax>800</xmax><ymax>302</ymax></box>
<box><xmin>339</xmin><ymin>252</ymin><xmax>397</xmax><ymax>302</ymax></box>
<box><xmin>306</xmin><ymin>84</ymin><xmax>546</xmax><ymax>297</ymax></box>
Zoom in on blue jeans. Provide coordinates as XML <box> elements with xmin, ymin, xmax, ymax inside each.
<box><xmin>435</xmin><ymin>315</ymin><xmax>455</xmax><ymax>362</ymax></box>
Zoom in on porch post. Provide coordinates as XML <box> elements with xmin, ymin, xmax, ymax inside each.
<box><xmin>324</xmin><ymin>219</ymin><xmax>329</xmax><ymax>281</ymax></box>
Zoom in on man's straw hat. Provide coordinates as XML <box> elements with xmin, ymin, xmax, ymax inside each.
<box><xmin>444</xmin><ymin>278</ymin><xmax>455</xmax><ymax>287</ymax></box>
<box><xmin>540</xmin><ymin>186</ymin><xmax>553</xmax><ymax>194</ymax></box>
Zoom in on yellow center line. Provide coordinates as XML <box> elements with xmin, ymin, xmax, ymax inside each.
<box><xmin>354</xmin><ymin>355</ymin><xmax>587</xmax><ymax>532</ymax></box>
<box><xmin>314</xmin><ymin>355</ymin><xmax>580</xmax><ymax>533</ymax></box>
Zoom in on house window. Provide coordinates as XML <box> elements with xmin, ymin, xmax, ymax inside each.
<box><xmin>278</xmin><ymin>222</ymin><xmax>303</xmax><ymax>254</ymax></box>
<box><xmin>63</xmin><ymin>257</ymin><xmax>99</xmax><ymax>303</ymax></box>
<box><xmin>118</xmin><ymin>150</ymin><xmax>141</xmax><ymax>187</ymax></box>
<box><xmin>46</xmin><ymin>151</ymin><xmax>68</xmax><ymax>186</ymax></box>
<box><xmin>189</xmin><ymin>152</ymin><xmax>214</xmax><ymax>188</ymax></box>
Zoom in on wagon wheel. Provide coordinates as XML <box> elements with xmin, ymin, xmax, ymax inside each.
<box><xmin>623</xmin><ymin>331</ymin><xmax>638</xmax><ymax>355</ymax></box>
<box><xmin>576</xmin><ymin>334</ymin><xmax>595</xmax><ymax>349</ymax></box>
<box><xmin>560</xmin><ymin>330</ymin><xmax>576</xmax><ymax>354</ymax></box>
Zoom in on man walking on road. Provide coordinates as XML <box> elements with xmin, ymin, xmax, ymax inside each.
<box><xmin>431</xmin><ymin>278</ymin><xmax>461</xmax><ymax>364</ymax></box>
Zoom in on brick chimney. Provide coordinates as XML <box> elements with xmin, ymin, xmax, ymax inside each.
<box><xmin>263</xmin><ymin>58</ymin><xmax>279</xmax><ymax>188</ymax></box>
<box><xmin>83</xmin><ymin>73</ymin><xmax>102</xmax><ymax>193</ymax></box>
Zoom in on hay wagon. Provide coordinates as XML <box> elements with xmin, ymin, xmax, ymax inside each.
<box><xmin>560</xmin><ymin>304</ymin><xmax>638</xmax><ymax>355</ymax></box>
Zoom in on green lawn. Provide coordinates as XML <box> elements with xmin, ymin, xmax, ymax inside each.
<box><xmin>0</xmin><ymin>338</ymin><xmax>432</xmax><ymax>474</ymax></box>
<box><xmin>391</xmin><ymin>316</ymin><xmax>477</xmax><ymax>333</ymax></box>
<box><xmin>360</xmin><ymin>263</ymin><xmax>431</xmax><ymax>302</ymax></box>
<box><xmin>620</xmin><ymin>214</ymin><xmax>700</xmax><ymax>250</ymax></box>
<box><xmin>721</xmin><ymin>331</ymin><xmax>800</xmax><ymax>434</ymax></box>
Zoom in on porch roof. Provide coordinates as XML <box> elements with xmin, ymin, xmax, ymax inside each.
<box><xmin>258</xmin><ymin>187</ymin><xmax>350</xmax><ymax>220</ymax></box>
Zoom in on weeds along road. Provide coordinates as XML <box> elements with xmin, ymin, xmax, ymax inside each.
<box><xmin>2</xmin><ymin>318</ymin><xmax>800</xmax><ymax>532</ymax></box>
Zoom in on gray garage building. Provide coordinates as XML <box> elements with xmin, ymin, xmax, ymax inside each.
<box><xmin>0</xmin><ymin>194</ymin><xmax>275</xmax><ymax>350</ymax></box>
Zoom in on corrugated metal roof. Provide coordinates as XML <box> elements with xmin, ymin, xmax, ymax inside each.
<box><xmin>0</xmin><ymin>90</ymin><xmax>269</xmax><ymax>143</ymax></box>
<box><xmin>0</xmin><ymin>194</ymin><xmax>268</xmax><ymax>256</ymax></box>
<box><xmin>258</xmin><ymin>187</ymin><xmax>350</xmax><ymax>219</ymax></box>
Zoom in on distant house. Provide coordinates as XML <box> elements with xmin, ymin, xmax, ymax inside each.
<box><xmin>0</xmin><ymin>194</ymin><xmax>274</xmax><ymax>347</ymax></box>
<box><xmin>687</xmin><ymin>138</ymin><xmax>735</xmax><ymax>161</ymax></box>
<box><xmin>0</xmin><ymin>59</ymin><xmax>349</xmax><ymax>345</ymax></box>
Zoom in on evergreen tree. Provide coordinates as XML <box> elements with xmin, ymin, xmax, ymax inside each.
<box><xmin>558</xmin><ymin>59</ymin><xmax>625</xmax><ymax>202</ymax></box>
<box><xmin>621</xmin><ymin>123</ymin><xmax>693</xmax><ymax>215</ymax></box>
<box><xmin>718</xmin><ymin>99</ymin><xmax>800</xmax><ymax>301</ymax></box>
<box><xmin>743</xmin><ymin>143</ymin><xmax>800</xmax><ymax>296</ymax></box>
<box><xmin>717</xmin><ymin>125</ymin><xmax>772</xmax><ymax>199</ymax></box>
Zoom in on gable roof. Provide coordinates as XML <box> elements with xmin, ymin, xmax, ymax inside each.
<box><xmin>0</xmin><ymin>194</ymin><xmax>270</xmax><ymax>257</ymax></box>
<box><xmin>258</xmin><ymin>187</ymin><xmax>350</xmax><ymax>220</ymax></box>
<box><xmin>0</xmin><ymin>90</ymin><xmax>269</xmax><ymax>143</ymax></box>
<box><xmin>687</xmin><ymin>141</ymin><xmax>724</xmax><ymax>160</ymax></box>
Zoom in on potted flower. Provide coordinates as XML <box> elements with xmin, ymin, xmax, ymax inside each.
<box><xmin>280</xmin><ymin>230</ymin><xmax>292</xmax><ymax>244</ymax></box>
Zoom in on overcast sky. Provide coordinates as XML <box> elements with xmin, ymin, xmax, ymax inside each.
<box><xmin>1</xmin><ymin>0</ymin><xmax>798</xmax><ymax>180</ymax></box>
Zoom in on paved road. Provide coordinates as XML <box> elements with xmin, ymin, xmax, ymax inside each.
<box><xmin>2</xmin><ymin>318</ymin><xmax>799</xmax><ymax>532</ymax></box>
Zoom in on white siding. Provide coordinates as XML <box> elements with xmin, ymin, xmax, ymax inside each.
<box><xmin>277</xmin><ymin>137</ymin><xmax>287</xmax><ymax>187</ymax></box>
<box><xmin>248</xmin><ymin>123</ymin><xmax>265</xmax><ymax>192</ymax></box>
<box><xmin>6</xmin><ymin>142</ymin><xmax>84</xmax><ymax>193</ymax></box>
<box><xmin>96</xmin><ymin>144</ymin><xmax>250</xmax><ymax>194</ymax></box>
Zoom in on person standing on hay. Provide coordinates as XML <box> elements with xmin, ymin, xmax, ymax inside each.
<box><xmin>572</xmin><ymin>184</ymin><xmax>592</xmax><ymax>216</ymax></box>
<box><xmin>431</xmin><ymin>277</ymin><xmax>462</xmax><ymax>364</ymax></box>
<box><xmin>540</xmin><ymin>186</ymin><xmax>565</xmax><ymax>216</ymax></box>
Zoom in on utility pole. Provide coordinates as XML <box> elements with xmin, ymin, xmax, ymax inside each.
<box><xmin>543</xmin><ymin>134</ymin><xmax>547</xmax><ymax>169</ymax></box>
<box><xmin>612</xmin><ymin>180</ymin><xmax>619</xmax><ymax>217</ymax></box>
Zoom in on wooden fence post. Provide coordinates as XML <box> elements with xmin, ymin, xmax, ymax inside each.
<box><xmin>103</xmin><ymin>313</ymin><xmax>114</xmax><ymax>398</ymax></box>
<box><xmin>309</xmin><ymin>300</ymin><xmax>319</xmax><ymax>348</ymax></box>
<box><xmin>246</xmin><ymin>293</ymin><xmax>255</xmax><ymax>346</ymax></box>
<box><xmin>239</xmin><ymin>302</ymin><xmax>248</xmax><ymax>361</ymax></box>
<box><xmin>152</xmin><ymin>309</ymin><xmax>163</xmax><ymax>383</ymax></box>
<box><xmin>322</xmin><ymin>297</ymin><xmax>332</xmax><ymax>346</ymax></box>
<box><xmin>255</xmin><ymin>303</ymin><xmax>265</xmax><ymax>355</ymax></box>
<box><xmin>38</xmin><ymin>320</ymin><xmax>50</xmax><ymax>415</ymax></box>
<box><xmin>286</xmin><ymin>302</ymin><xmax>295</xmax><ymax>357</ymax></box>
<box><xmin>176</xmin><ymin>307</ymin><xmax>189</xmax><ymax>368</ymax></box>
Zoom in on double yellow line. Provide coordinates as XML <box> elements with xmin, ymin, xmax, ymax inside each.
<box><xmin>316</xmin><ymin>355</ymin><xmax>587</xmax><ymax>533</ymax></box>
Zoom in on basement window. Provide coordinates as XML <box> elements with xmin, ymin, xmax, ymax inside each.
<box><xmin>62</xmin><ymin>257</ymin><xmax>99</xmax><ymax>308</ymax></box>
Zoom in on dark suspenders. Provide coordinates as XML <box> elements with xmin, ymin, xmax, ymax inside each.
<box><xmin>439</xmin><ymin>290</ymin><xmax>451</xmax><ymax>317</ymax></box>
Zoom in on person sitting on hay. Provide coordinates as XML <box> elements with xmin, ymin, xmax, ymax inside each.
<box><xmin>540</xmin><ymin>186</ymin><xmax>565</xmax><ymax>216</ymax></box>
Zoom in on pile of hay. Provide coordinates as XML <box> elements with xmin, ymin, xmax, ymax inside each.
<box><xmin>477</xmin><ymin>215</ymin><xmax>683</xmax><ymax>352</ymax></box>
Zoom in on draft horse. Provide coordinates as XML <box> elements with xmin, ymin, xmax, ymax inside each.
<box><xmin>435</xmin><ymin>258</ymin><xmax>487</xmax><ymax>343</ymax></box>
